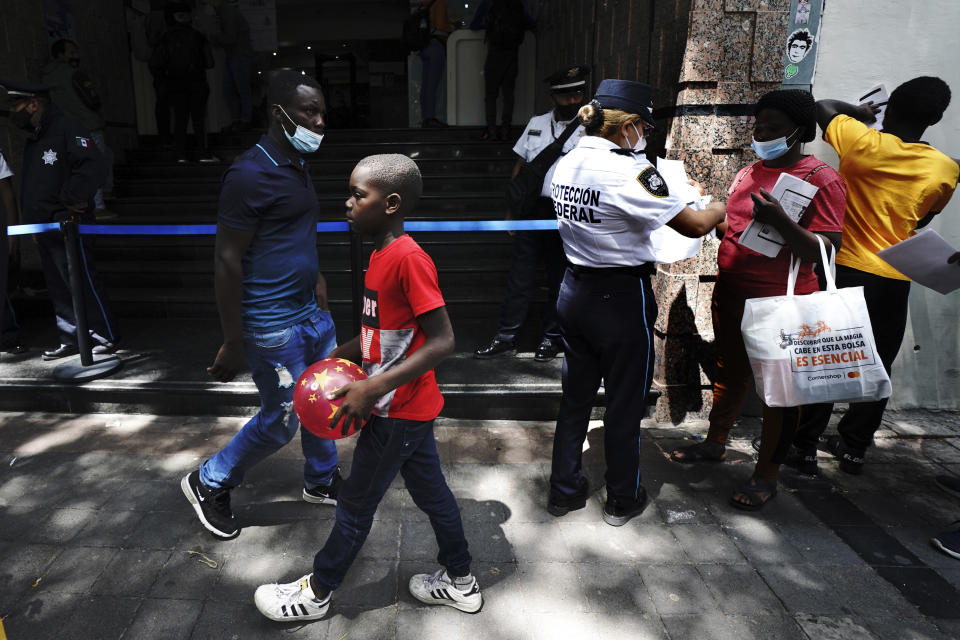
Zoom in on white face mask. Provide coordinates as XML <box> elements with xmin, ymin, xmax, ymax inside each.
<box><xmin>629</xmin><ymin>122</ymin><xmax>647</xmax><ymax>152</ymax></box>
<box><xmin>276</xmin><ymin>104</ymin><xmax>324</xmax><ymax>153</ymax></box>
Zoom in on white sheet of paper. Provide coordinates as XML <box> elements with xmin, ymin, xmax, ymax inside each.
<box><xmin>856</xmin><ymin>83</ymin><xmax>889</xmax><ymax>130</ymax></box>
<box><xmin>738</xmin><ymin>172</ymin><xmax>819</xmax><ymax>258</ymax></box>
<box><xmin>649</xmin><ymin>158</ymin><xmax>702</xmax><ymax>263</ymax></box>
<box><xmin>877</xmin><ymin>229</ymin><xmax>960</xmax><ymax>294</ymax></box>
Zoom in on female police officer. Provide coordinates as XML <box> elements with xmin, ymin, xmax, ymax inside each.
<box><xmin>547</xmin><ymin>79</ymin><xmax>726</xmax><ymax>526</ymax></box>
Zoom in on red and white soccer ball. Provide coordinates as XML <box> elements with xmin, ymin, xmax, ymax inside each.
<box><xmin>293</xmin><ymin>357</ymin><xmax>369</xmax><ymax>439</ymax></box>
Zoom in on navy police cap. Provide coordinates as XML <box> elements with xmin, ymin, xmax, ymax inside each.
<box><xmin>594</xmin><ymin>79</ymin><xmax>656</xmax><ymax>127</ymax></box>
<box><xmin>545</xmin><ymin>65</ymin><xmax>589</xmax><ymax>93</ymax></box>
<box><xmin>0</xmin><ymin>78</ymin><xmax>50</xmax><ymax>101</ymax></box>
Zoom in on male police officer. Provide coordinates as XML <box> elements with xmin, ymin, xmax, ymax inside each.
<box><xmin>0</xmin><ymin>79</ymin><xmax>119</xmax><ymax>360</ymax></box>
<box><xmin>475</xmin><ymin>65</ymin><xmax>588</xmax><ymax>362</ymax></box>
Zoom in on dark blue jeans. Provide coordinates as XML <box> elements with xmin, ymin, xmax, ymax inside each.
<box><xmin>312</xmin><ymin>415</ymin><xmax>471</xmax><ymax>590</ymax></box>
<box><xmin>419</xmin><ymin>38</ymin><xmax>446</xmax><ymax>120</ymax></box>
<box><xmin>201</xmin><ymin>311</ymin><xmax>338</xmax><ymax>490</ymax></box>
<box><xmin>496</xmin><ymin>228</ymin><xmax>566</xmax><ymax>343</ymax></box>
<box><xmin>550</xmin><ymin>268</ymin><xmax>657</xmax><ymax>503</ymax></box>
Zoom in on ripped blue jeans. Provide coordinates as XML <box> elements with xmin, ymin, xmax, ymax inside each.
<box><xmin>200</xmin><ymin>311</ymin><xmax>339</xmax><ymax>490</ymax></box>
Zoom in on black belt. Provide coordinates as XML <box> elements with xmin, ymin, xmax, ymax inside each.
<box><xmin>569</xmin><ymin>263</ymin><xmax>655</xmax><ymax>277</ymax></box>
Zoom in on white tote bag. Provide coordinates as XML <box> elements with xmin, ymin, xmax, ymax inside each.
<box><xmin>740</xmin><ymin>237</ymin><xmax>892</xmax><ymax>407</ymax></box>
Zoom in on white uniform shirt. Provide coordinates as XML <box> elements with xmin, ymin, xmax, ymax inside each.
<box><xmin>513</xmin><ymin>111</ymin><xmax>585</xmax><ymax>197</ymax></box>
<box><xmin>550</xmin><ymin>136</ymin><xmax>687</xmax><ymax>267</ymax></box>
<box><xmin>0</xmin><ymin>152</ymin><xmax>12</xmax><ymax>181</ymax></box>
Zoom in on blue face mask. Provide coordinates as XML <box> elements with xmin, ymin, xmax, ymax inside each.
<box><xmin>276</xmin><ymin>104</ymin><xmax>324</xmax><ymax>153</ymax></box>
<box><xmin>751</xmin><ymin>127</ymin><xmax>799</xmax><ymax>160</ymax></box>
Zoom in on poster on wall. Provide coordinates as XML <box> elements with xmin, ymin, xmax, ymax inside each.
<box><xmin>43</xmin><ymin>0</ymin><xmax>76</xmax><ymax>44</ymax></box>
<box><xmin>782</xmin><ymin>0</ymin><xmax>823</xmax><ymax>88</ymax></box>
<box><xmin>238</xmin><ymin>0</ymin><xmax>278</xmax><ymax>53</ymax></box>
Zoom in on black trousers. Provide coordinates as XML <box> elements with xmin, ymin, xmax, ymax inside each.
<box><xmin>35</xmin><ymin>214</ymin><xmax>119</xmax><ymax>347</ymax></box>
<box><xmin>794</xmin><ymin>264</ymin><xmax>911</xmax><ymax>454</ymax></box>
<box><xmin>550</xmin><ymin>267</ymin><xmax>657</xmax><ymax>503</ymax></box>
<box><xmin>484</xmin><ymin>46</ymin><xmax>519</xmax><ymax>128</ymax></box>
<box><xmin>495</xmin><ymin>226</ymin><xmax>566</xmax><ymax>344</ymax></box>
<box><xmin>169</xmin><ymin>78</ymin><xmax>210</xmax><ymax>157</ymax></box>
<box><xmin>152</xmin><ymin>72</ymin><xmax>171</xmax><ymax>140</ymax></box>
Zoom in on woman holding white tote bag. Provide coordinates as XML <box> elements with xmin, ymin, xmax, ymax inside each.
<box><xmin>671</xmin><ymin>90</ymin><xmax>847</xmax><ymax>510</ymax></box>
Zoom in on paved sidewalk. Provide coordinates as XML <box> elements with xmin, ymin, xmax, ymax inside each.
<box><xmin>1</xmin><ymin>410</ymin><xmax>959</xmax><ymax>639</ymax></box>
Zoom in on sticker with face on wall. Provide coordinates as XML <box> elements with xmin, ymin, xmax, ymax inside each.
<box><xmin>786</xmin><ymin>29</ymin><xmax>814</xmax><ymax>64</ymax></box>
<box><xmin>795</xmin><ymin>0</ymin><xmax>811</xmax><ymax>25</ymax></box>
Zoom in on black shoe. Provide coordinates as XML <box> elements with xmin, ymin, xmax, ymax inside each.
<box><xmin>181</xmin><ymin>470</ymin><xmax>240</xmax><ymax>539</ymax></box>
<box><xmin>422</xmin><ymin>118</ymin><xmax>448</xmax><ymax>128</ymax></box>
<box><xmin>784</xmin><ymin>447</ymin><xmax>819</xmax><ymax>476</ymax></box>
<box><xmin>547</xmin><ymin>477</ymin><xmax>589</xmax><ymax>517</ymax></box>
<box><xmin>825</xmin><ymin>435</ymin><xmax>865</xmax><ymax>475</ymax></box>
<box><xmin>534</xmin><ymin>339</ymin><xmax>561</xmax><ymax>362</ymax></box>
<box><xmin>602</xmin><ymin>488</ymin><xmax>648</xmax><ymax>527</ymax></box>
<box><xmin>474</xmin><ymin>336</ymin><xmax>517</xmax><ymax>359</ymax></box>
<box><xmin>1</xmin><ymin>343</ymin><xmax>28</xmax><ymax>355</ymax></box>
<box><xmin>92</xmin><ymin>340</ymin><xmax>120</xmax><ymax>355</ymax></box>
<box><xmin>302</xmin><ymin>467</ymin><xmax>341</xmax><ymax>505</ymax></box>
<box><xmin>42</xmin><ymin>344</ymin><xmax>79</xmax><ymax>360</ymax></box>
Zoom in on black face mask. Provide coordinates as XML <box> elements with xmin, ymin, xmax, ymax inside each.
<box><xmin>9</xmin><ymin>107</ymin><xmax>34</xmax><ymax>131</ymax></box>
<box><xmin>554</xmin><ymin>102</ymin><xmax>582</xmax><ymax>121</ymax></box>
<box><xmin>68</xmin><ymin>58</ymin><xmax>80</xmax><ymax>68</ymax></box>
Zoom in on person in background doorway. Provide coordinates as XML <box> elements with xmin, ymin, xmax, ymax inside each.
<box><xmin>42</xmin><ymin>38</ymin><xmax>114</xmax><ymax>217</ymax></box>
<box><xmin>150</xmin><ymin>1</ymin><xmax>218</xmax><ymax>164</ymax></box>
<box><xmin>208</xmin><ymin>0</ymin><xmax>254</xmax><ymax>133</ymax></box>
<box><xmin>471</xmin><ymin>0</ymin><xmax>529</xmax><ymax>140</ymax></box>
<box><xmin>419</xmin><ymin>0</ymin><xmax>453</xmax><ymax>128</ymax></box>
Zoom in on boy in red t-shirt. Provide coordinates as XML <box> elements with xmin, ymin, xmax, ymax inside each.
<box><xmin>254</xmin><ymin>154</ymin><xmax>482</xmax><ymax>622</ymax></box>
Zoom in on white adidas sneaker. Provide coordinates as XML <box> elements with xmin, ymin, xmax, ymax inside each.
<box><xmin>254</xmin><ymin>574</ymin><xmax>331</xmax><ymax>622</ymax></box>
<box><xmin>408</xmin><ymin>568</ymin><xmax>483</xmax><ymax>613</ymax></box>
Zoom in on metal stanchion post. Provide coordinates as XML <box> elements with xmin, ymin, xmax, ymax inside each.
<box><xmin>348</xmin><ymin>227</ymin><xmax>363</xmax><ymax>335</ymax></box>
<box><xmin>52</xmin><ymin>218</ymin><xmax>122</xmax><ymax>382</ymax></box>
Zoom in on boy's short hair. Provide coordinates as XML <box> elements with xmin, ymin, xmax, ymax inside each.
<box><xmin>355</xmin><ymin>154</ymin><xmax>423</xmax><ymax>215</ymax></box>
<box><xmin>267</xmin><ymin>70</ymin><xmax>323</xmax><ymax>110</ymax></box>
<box><xmin>888</xmin><ymin>76</ymin><xmax>951</xmax><ymax>128</ymax></box>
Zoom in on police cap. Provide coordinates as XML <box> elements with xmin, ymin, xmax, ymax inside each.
<box><xmin>594</xmin><ymin>79</ymin><xmax>656</xmax><ymax>127</ymax></box>
<box><xmin>0</xmin><ymin>78</ymin><xmax>50</xmax><ymax>104</ymax></box>
<box><xmin>545</xmin><ymin>66</ymin><xmax>590</xmax><ymax>94</ymax></box>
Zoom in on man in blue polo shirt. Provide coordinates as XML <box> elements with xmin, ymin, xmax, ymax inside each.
<box><xmin>181</xmin><ymin>70</ymin><xmax>338</xmax><ymax>540</ymax></box>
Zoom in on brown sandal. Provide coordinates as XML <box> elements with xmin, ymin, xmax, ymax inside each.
<box><xmin>670</xmin><ymin>440</ymin><xmax>727</xmax><ymax>463</ymax></box>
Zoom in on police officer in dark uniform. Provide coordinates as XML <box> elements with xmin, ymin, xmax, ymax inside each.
<box><xmin>475</xmin><ymin>66</ymin><xmax>589</xmax><ymax>362</ymax></box>
<box><xmin>546</xmin><ymin>79</ymin><xmax>726</xmax><ymax>526</ymax></box>
<box><xmin>1</xmin><ymin>79</ymin><xmax>119</xmax><ymax>359</ymax></box>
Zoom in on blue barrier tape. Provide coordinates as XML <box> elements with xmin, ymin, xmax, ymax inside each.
<box><xmin>8</xmin><ymin>218</ymin><xmax>558</xmax><ymax>236</ymax></box>
<box><xmin>8</xmin><ymin>222</ymin><xmax>60</xmax><ymax>236</ymax></box>
<box><xmin>79</xmin><ymin>224</ymin><xmax>217</xmax><ymax>235</ymax></box>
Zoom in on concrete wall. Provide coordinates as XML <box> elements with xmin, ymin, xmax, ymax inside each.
<box><xmin>807</xmin><ymin>0</ymin><xmax>960</xmax><ymax>409</ymax></box>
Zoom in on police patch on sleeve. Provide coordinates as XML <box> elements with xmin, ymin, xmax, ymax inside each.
<box><xmin>636</xmin><ymin>167</ymin><xmax>669</xmax><ymax>198</ymax></box>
